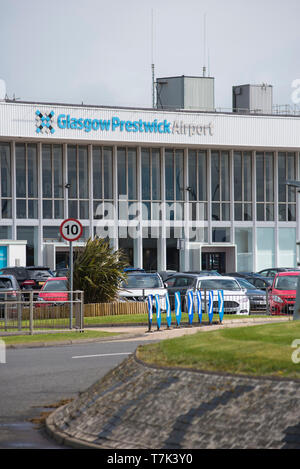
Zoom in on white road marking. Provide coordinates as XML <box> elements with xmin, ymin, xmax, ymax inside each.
<box><xmin>72</xmin><ymin>352</ymin><xmax>132</xmax><ymax>359</ymax></box>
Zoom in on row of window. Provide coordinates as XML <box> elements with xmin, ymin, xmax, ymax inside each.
<box><xmin>0</xmin><ymin>143</ymin><xmax>297</xmax><ymax>221</ymax></box>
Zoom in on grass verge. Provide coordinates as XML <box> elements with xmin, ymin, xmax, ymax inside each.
<box><xmin>136</xmin><ymin>321</ymin><xmax>300</xmax><ymax>379</ymax></box>
<box><xmin>1</xmin><ymin>330</ymin><xmax>120</xmax><ymax>346</ymax></box>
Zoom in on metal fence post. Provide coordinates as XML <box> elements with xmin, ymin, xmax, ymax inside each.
<box><xmin>29</xmin><ymin>291</ymin><xmax>34</xmax><ymax>335</ymax></box>
<box><xmin>79</xmin><ymin>291</ymin><xmax>84</xmax><ymax>332</ymax></box>
<box><xmin>17</xmin><ymin>292</ymin><xmax>22</xmax><ymax>331</ymax></box>
<box><xmin>4</xmin><ymin>292</ymin><xmax>7</xmax><ymax>331</ymax></box>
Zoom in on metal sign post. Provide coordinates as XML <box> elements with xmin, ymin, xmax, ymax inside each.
<box><xmin>59</xmin><ymin>219</ymin><xmax>83</xmax><ymax>329</ymax></box>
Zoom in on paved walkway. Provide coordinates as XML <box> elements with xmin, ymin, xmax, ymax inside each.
<box><xmin>45</xmin><ymin>316</ymin><xmax>300</xmax><ymax>449</ymax></box>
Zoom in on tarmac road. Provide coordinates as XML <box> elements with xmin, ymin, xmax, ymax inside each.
<box><xmin>0</xmin><ymin>338</ymin><xmax>150</xmax><ymax>449</ymax></box>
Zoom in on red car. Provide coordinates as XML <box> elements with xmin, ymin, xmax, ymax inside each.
<box><xmin>37</xmin><ymin>277</ymin><xmax>68</xmax><ymax>305</ymax></box>
<box><xmin>268</xmin><ymin>271</ymin><xmax>300</xmax><ymax>315</ymax></box>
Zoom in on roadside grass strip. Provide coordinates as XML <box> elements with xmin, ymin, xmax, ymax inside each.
<box><xmin>136</xmin><ymin>321</ymin><xmax>300</xmax><ymax>379</ymax></box>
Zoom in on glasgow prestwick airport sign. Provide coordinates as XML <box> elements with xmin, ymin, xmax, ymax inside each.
<box><xmin>35</xmin><ymin>109</ymin><xmax>214</xmax><ymax>137</ymax></box>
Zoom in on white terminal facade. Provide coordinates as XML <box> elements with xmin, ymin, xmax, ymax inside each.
<box><xmin>0</xmin><ymin>84</ymin><xmax>300</xmax><ymax>273</ymax></box>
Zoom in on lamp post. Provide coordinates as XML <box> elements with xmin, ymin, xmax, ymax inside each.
<box><xmin>285</xmin><ymin>180</ymin><xmax>300</xmax><ymax>320</ymax></box>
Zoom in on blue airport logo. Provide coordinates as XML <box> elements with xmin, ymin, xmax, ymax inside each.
<box><xmin>35</xmin><ymin>110</ymin><xmax>55</xmax><ymax>134</ymax></box>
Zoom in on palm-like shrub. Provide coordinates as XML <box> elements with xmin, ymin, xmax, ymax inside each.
<box><xmin>72</xmin><ymin>237</ymin><xmax>128</xmax><ymax>304</ymax></box>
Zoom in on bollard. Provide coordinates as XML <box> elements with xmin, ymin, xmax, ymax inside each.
<box><xmin>166</xmin><ymin>293</ymin><xmax>172</xmax><ymax>329</ymax></box>
<box><xmin>147</xmin><ymin>295</ymin><xmax>153</xmax><ymax>332</ymax></box>
<box><xmin>197</xmin><ymin>290</ymin><xmax>202</xmax><ymax>323</ymax></box>
<box><xmin>155</xmin><ymin>294</ymin><xmax>161</xmax><ymax>331</ymax></box>
<box><xmin>175</xmin><ymin>291</ymin><xmax>182</xmax><ymax>327</ymax></box>
<box><xmin>187</xmin><ymin>291</ymin><xmax>194</xmax><ymax>325</ymax></box>
<box><xmin>208</xmin><ymin>290</ymin><xmax>214</xmax><ymax>324</ymax></box>
<box><xmin>218</xmin><ymin>290</ymin><xmax>224</xmax><ymax>323</ymax></box>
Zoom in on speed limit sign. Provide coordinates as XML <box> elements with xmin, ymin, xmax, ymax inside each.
<box><xmin>59</xmin><ymin>218</ymin><xmax>83</xmax><ymax>242</ymax></box>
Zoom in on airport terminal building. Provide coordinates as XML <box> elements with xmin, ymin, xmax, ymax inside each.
<box><xmin>0</xmin><ymin>77</ymin><xmax>300</xmax><ymax>273</ymax></box>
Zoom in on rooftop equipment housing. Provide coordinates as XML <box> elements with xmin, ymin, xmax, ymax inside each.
<box><xmin>156</xmin><ymin>75</ymin><xmax>215</xmax><ymax>111</ymax></box>
<box><xmin>232</xmin><ymin>83</ymin><xmax>273</xmax><ymax>114</ymax></box>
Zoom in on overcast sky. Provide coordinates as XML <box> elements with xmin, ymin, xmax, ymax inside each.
<box><xmin>0</xmin><ymin>0</ymin><xmax>299</xmax><ymax>110</ymax></box>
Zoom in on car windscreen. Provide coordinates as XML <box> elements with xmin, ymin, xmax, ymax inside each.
<box><xmin>121</xmin><ymin>274</ymin><xmax>163</xmax><ymax>289</ymax></box>
<box><xmin>27</xmin><ymin>270</ymin><xmax>53</xmax><ymax>279</ymax></box>
<box><xmin>236</xmin><ymin>278</ymin><xmax>256</xmax><ymax>290</ymax></box>
<box><xmin>43</xmin><ymin>280</ymin><xmax>68</xmax><ymax>292</ymax></box>
<box><xmin>0</xmin><ymin>278</ymin><xmax>13</xmax><ymax>289</ymax></box>
<box><xmin>274</xmin><ymin>275</ymin><xmax>300</xmax><ymax>290</ymax></box>
<box><xmin>197</xmin><ymin>279</ymin><xmax>241</xmax><ymax>291</ymax></box>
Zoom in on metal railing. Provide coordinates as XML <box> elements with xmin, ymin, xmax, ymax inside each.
<box><xmin>0</xmin><ymin>290</ymin><xmax>84</xmax><ymax>336</ymax></box>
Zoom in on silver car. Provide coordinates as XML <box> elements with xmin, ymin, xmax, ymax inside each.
<box><xmin>185</xmin><ymin>276</ymin><xmax>250</xmax><ymax>315</ymax></box>
<box><xmin>118</xmin><ymin>273</ymin><xmax>167</xmax><ymax>312</ymax></box>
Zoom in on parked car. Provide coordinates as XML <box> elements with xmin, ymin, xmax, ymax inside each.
<box><xmin>268</xmin><ymin>271</ymin><xmax>300</xmax><ymax>315</ymax></box>
<box><xmin>258</xmin><ymin>267</ymin><xmax>300</xmax><ymax>278</ymax></box>
<box><xmin>226</xmin><ymin>272</ymin><xmax>273</xmax><ymax>291</ymax></box>
<box><xmin>164</xmin><ymin>272</ymin><xmax>222</xmax><ymax>310</ymax></box>
<box><xmin>23</xmin><ymin>266</ymin><xmax>54</xmax><ymax>290</ymax></box>
<box><xmin>37</xmin><ymin>277</ymin><xmax>68</xmax><ymax>305</ymax></box>
<box><xmin>0</xmin><ymin>267</ymin><xmax>29</xmax><ymax>289</ymax></box>
<box><xmin>54</xmin><ymin>268</ymin><xmax>69</xmax><ymax>277</ymax></box>
<box><xmin>233</xmin><ymin>277</ymin><xmax>267</xmax><ymax>312</ymax></box>
<box><xmin>0</xmin><ymin>274</ymin><xmax>23</xmax><ymax>318</ymax></box>
<box><xmin>185</xmin><ymin>276</ymin><xmax>250</xmax><ymax>315</ymax></box>
<box><xmin>123</xmin><ymin>267</ymin><xmax>146</xmax><ymax>273</ymax></box>
<box><xmin>183</xmin><ymin>270</ymin><xmax>222</xmax><ymax>276</ymax></box>
<box><xmin>118</xmin><ymin>272</ymin><xmax>167</xmax><ymax>312</ymax></box>
<box><xmin>157</xmin><ymin>270</ymin><xmax>177</xmax><ymax>282</ymax></box>
<box><xmin>0</xmin><ymin>266</ymin><xmax>54</xmax><ymax>290</ymax></box>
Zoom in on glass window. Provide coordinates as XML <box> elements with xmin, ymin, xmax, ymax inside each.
<box><xmin>103</xmin><ymin>148</ymin><xmax>113</xmax><ymax>199</ymax></box>
<box><xmin>165</xmin><ymin>150</ymin><xmax>174</xmax><ymax>201</ymax></box>
<box><xmin>165</xmin><ymin>149</ymin><xmax>184</xmax><ymax>202</ymax></box>
<box><xmin>256</xmin><ymin>152</ymin><xmax>274</xmax><ymax>221</ymax></box>
<box><xmin>93</xmin><ymin>146</ymin><xmax>113</xmax><ymax>202</ymax></box>
<box><xmin>67</xmin><ymin>145</ymin><xmax>89</xmax><ymax>219</ymax></box>
<box><xmin>235</xmin><ymin>228</ymin><xmax>253</xmax><ymax>271</ymax></box>
<box><xmin>128</xmin><ymin>148</ymin><xmax>137</xmax><ymax>200</ymax></box>
<box><xmin>0</xmin><ymin>144</ymin><xmax>12</xmax><ymax>220</ymax></box>
<box><xmin>53</xmin><ymin>146</ymin><xmax>63</xmax><ymax>198</ymax></box>
<box><xmin>27</xmin><ymin>145</ymin><xmax>37</xmax><ymax>198</ymax></box>
<box><xmin>16</xmin><ymin>144</ymin><xmax>26</xmax><ymax>198</ymax></box>
<box><xmin>141</xmin><ymin>148</ymin><xmax>161</xmax><ymax>219</ymax></box>
<box><xmin>117</xmin><ymin>148</ymin><xmax>137</xmax><ymax>200</ymax></box>
<box><xmin>0</xmin><ymin>144</ymin><xmax>11</xmax><ymax>198</ymax></box>
<box><xmin>42</xmin><ymin>144</ymin><xmax>64</xmax><ymax>219</ymax></box>
<box><xmin>234</xmin><ymin>151</ymin><xmax>252</xmax><ymax>221</ymax></box>
<box><xmin>67</xmin><ymin>146</ymin><xmax>77</xmax><ymax>199</ymax></box>
<box><xmin>278</xmin><ymin>152</ymin><xmax>296</xmax><ymax>221</ymax></box>
<box><xmin>212</xmin><ymin>228</ymin><xmax>230</xmax><ymax>243</ymax></box>
<box><xmin>42</xmin><ymin>145</ymin><xmax>52</xmax><ymax>198</ymax></box>
<box><xmin>211</xmin><ymin>151</ymin><xmax>230</xmax><ymax>221</ymax></box>
<box><xmin>256</xmin><ymin>227</ymin><xmax>275</xmax><ymax>271</ymax></box>
<box><xmin>17</xmin><ymin>226</ymin><xmax>37</xmax><ymax>266</ymax></box>
<box><xmin>152</xmin><ymin>149</ymin><xmax>161</xmax><ymax>200</ymax></box>
<box><xmin>16</xmin><ymin>144</ymin><xmax>38</xmax><ymax>219</ymax></box>
<box><xmin>278</xmin><ymin>228</ymin><xmax>296</xmax><ymax>267</ymax></box>
<box><xmin>142</xmin><ymin>149</ymin><xmax>151</xmax><ymax>200</ymax></box>
<box><xmin>79</xmin><ymin>146</ymin><xmax>88</xmax><ymax>199</ymax></box>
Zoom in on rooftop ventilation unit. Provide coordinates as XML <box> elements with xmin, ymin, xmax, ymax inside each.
<box><xmin>232</xmin><ymin>83</ymin><xmax>273</xmax><ymax>114</ymax></box>
<box><xmin>156</xmin><ymin>75</ymin><xmax>215</xmax><ymax>112</ymax></box>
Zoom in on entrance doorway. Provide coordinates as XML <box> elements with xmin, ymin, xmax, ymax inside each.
<box><xmin>202</xmin><ymin>252</ymin><xmax>226</xmax><ymax>274</ymax></box>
